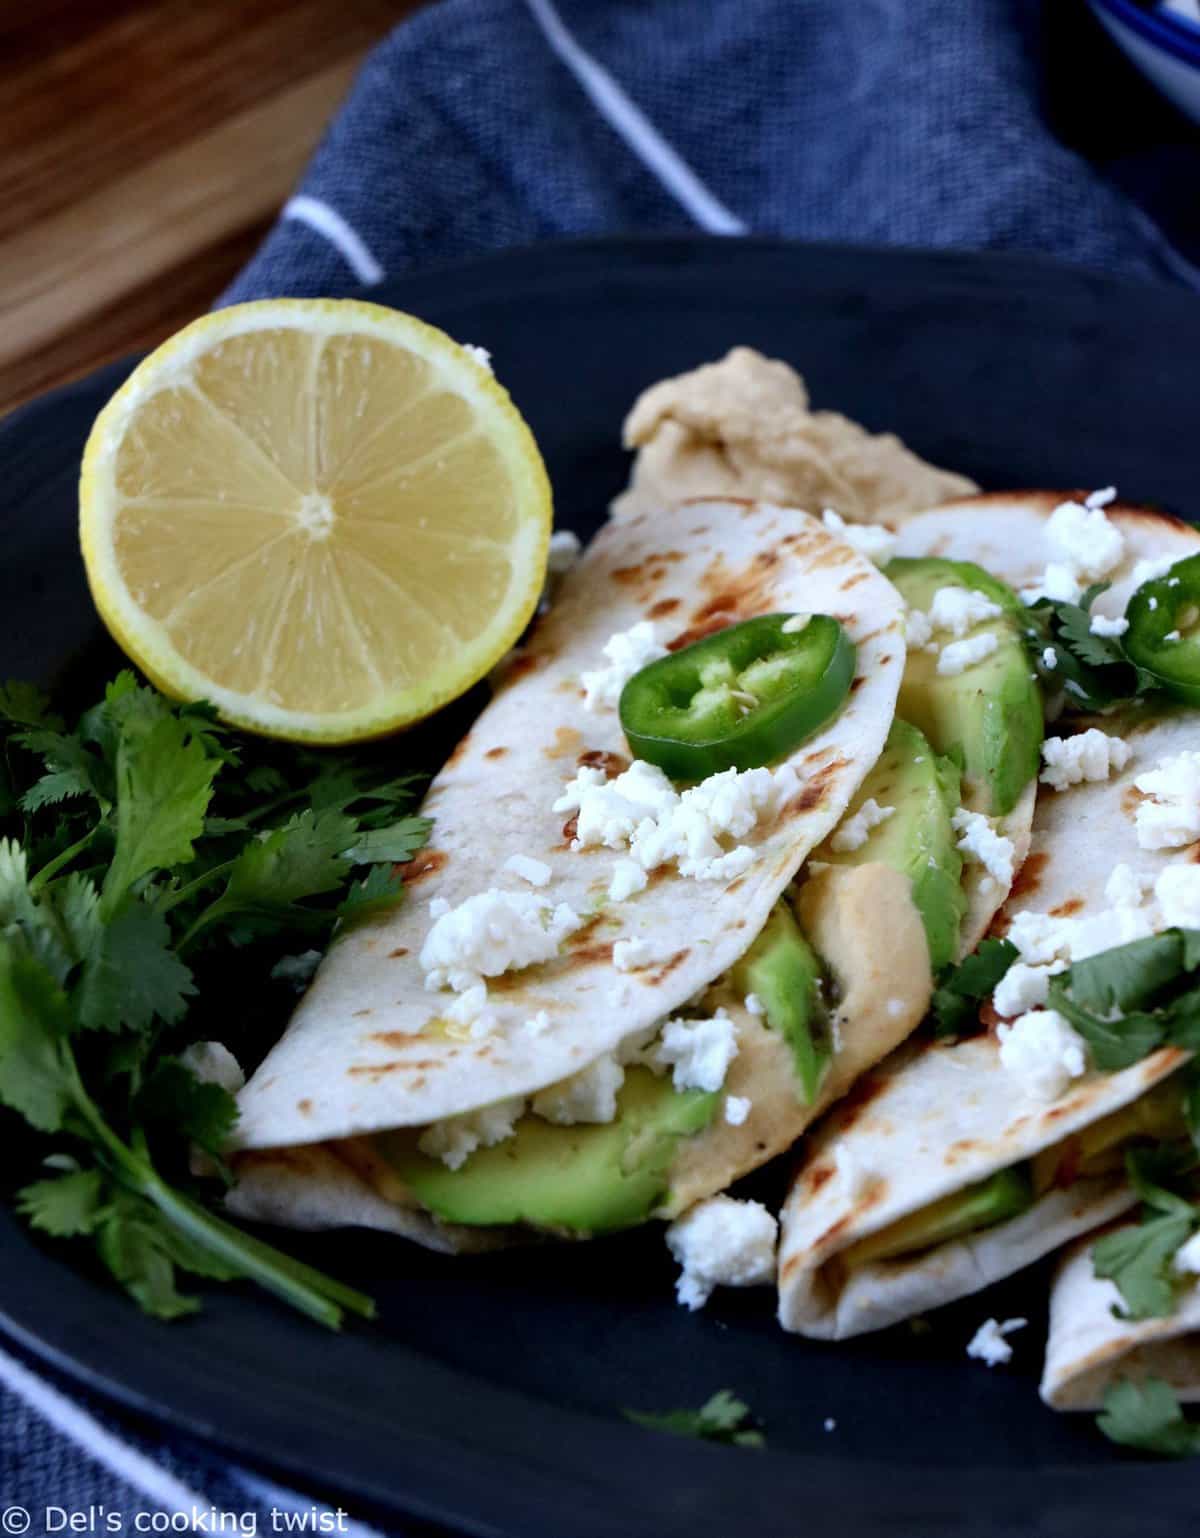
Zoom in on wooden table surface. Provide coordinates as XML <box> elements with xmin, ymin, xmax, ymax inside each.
<box><xmin>0</xmin><ymin>0</ymin><xmax>423</xmax><ymax>418</ymax></box>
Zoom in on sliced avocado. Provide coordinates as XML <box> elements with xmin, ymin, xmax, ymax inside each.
<box><xmin>841</xmin><ymin>1165</ymin><xmax>1033</xmax><ymax>1270</ymax></box>
<box><xmin>886</xmin><ymin>556</ymin><xmax>1043</xmax><ymax>817</ymax></box>
<box><xmin>731</xmin><ymin>900</ymin><xmax>829</xmax><ymax>1104</ymax></box>
<box><xmin>820</xmin><ymin>719</ymin><xmax>965</xmax><ymax>972</ymax></box>
<box><xmin>1031</xmin><ymin>1077</ymin><xmax>1188</xmax><ymax>1193</ymax></box>
<box><xmin>380</xmin><ymin>1068</ymin><xmax>718</xmax><ymax>1233</ymax></box>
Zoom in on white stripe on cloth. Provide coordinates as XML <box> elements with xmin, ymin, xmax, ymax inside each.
<box><xmin>522</xmin><ymin>0</ymin><xmax>748</xmax><ymax>236</ymax></box>
<box><xmin>282</xmin><ymin>196</ymin><xmax>385</xmax><ymax>285</ymax></box>
<box><xmin>0</xmin><ymin>1342</ymin><xmax>211</xmax><ymax>1519</ymax></box>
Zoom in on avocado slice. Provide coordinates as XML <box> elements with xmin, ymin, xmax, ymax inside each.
<box><xmin>1031</xmin><ymin>1076</ymin><xmax>1188</xmax><ymax>1193</ymax></box>
<box><xmin>819</xmin><ymin>719</ymin><xmax>965</xmax><ymax>971</ymax></box>
<box><xmin>886</xmin><ymin>557</ymin><xmax>1043</xmax><ymax>817</ymax></box>
<box><xmin>380</xmin><ymin>1068</ymin><xmax>718</xmax><ymax>1233</ymax></box>
<box><xmin>730</xmin><ymin>900</ymin><xmax>829</xmax><ymax>1104</ymax></box>
<box><xmin>841</xmin><ymin>1165</ymin><xmax>1034</xmax><ymax>1270</ymax></box>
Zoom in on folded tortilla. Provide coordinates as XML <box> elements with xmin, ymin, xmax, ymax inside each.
<box><xmin>1042</xmin><ymin>1228</ymin><xmax>1200</xmax><ymax>1410</ymax></box>
<box><xmin>233</xmin><ymin>500</ymin><xmax>905</xmax><ymax>1154</ymax></box>
<box><xmin>612</xmin><ymin>347</ymin><xmax>977</xmax><ymax>524</ymax></box>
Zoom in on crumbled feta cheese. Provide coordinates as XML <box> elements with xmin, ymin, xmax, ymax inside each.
<box><xmin>1039</xmin><ymin>729</ymin><xmax>1132</xmax><ymax>792</ymax></box>
<box><xmin>1041</xmin><ymin>647</ymin><xmax>1057</xmax><ymax>669</ymax></box>
<box><xmin>830</xmin><ymin>798</ymin><xmax>895</xmax><ymax>853</ymax></box>
<box><xmin>651</xmin><ymin>1009</ymin><xmax>739</xmax><ymax>1092</ymax></box>
<box><xmin>823</xmin><ymin>1418</ymin><xmax>837</xmax><ymax>1432</ymax></box>
<box><xmin>580</xmin><ymin>622</ymin><xmax>668</xmax><ymax>711</ymax></box>
<box><xmin>905</xmin><ymin>608</ymin><xmax>934</xmax><ymax>650</ymax></box>
<box><xmin>1155</xmin><ymin>866</ymin><xmax>1200</xmax><ymax>929</ymax></box>
<box><xmin>532</xmin><ymin>1054</ymin><xmax>624</xmax><ymax>1125</ymax></box>
<box><xmin>1046</xmin><ymin>497</ymin><xmax>1125</xmax><ymax>581</ymax></box>
<box><xmin>443</xmin><ymin>981</ymin><xmax>495</xmax><ymax>1038</ymax></box>
<box><xmin>1089</xmin><ymin>612</ymin><xmax>1129</xmax><ymax>639</ymax></box>
<box><xmin>744</xmin><ymin>993</ymin><xmax>765</xmax><ymax>1016</ymax></box>
<box><xmin>1134</xmin><ymin>752</ymin><xmax>1200</xmax><ymax>850</ymax></box>
<box><xmin>546</xmin><ymin>529</ymin><xmax>582</xmax><ymax>575</ymax></box>
<box><xmin>561</xmin><ymin>758</ymin><xmax>797</xmax><ymax>884</ymax></box>
<box><xmin>1173</xmin><ymin>1231</ymin><xmax>1200</xmax><ymax>1275</ymax></box>
<box><xmin>781</xmin><ymin>613</ymin><xmax>812</xmax><ymax>634</ymax></box>
<box><xmin>665</xmin><ymin>1196</ymin><xmax>778</xmax><ymax>1310</ymax></box>
<box><xmin>502</xmin><ymin>853</ymin><xmax>552</xmax><ymax>887</ymax></box>
<box><xmin>937</xmin><ymin>632</ymin><xmax>999</xmax><ymax>676</ymax></box>
<box><xmin>925</xmin><ymin>586</ymin><xmax>1003</xmax><ymax>638</ymax></box>
<box><xmin>1021</xmin><ymin>563</ymin><xmax>1083</xmax><ymax>606</ymax></box>
<box><xmin>524</xmin><ymin>1010</ymin><xmax>551</xmax><ymax>1036</ymax></box>
<box><xmin>724</xmin><ymin>1095</ymin><xmax>751</xmax><ymax>1126</ymax></box>
<box><xmin>1106</xmin><ymin>864</ymin><xmax>1155</xmax><ymax>910</ymax></box>
<box><xmin>966</xmin><ymin>1317</ymin><xmax>1028</xmax><ymax>1368</ymax></box>
<box><xmin>270</xmin><ymin>949</ymin><xmax>323</xmax><ymax>991</ymax></box>
<box><xmin>420</xmin><ymin>888</ymin><xmax>582</xmax><ymax>992</ymax></box>
<box><xmin>1166</xmin><ymin>630</ymin><xmax>1182</xmax><ymax>643</ymax></box>
<box><xmin>952</xmin><ymin>809</ymin><xmax>1015</xmax><ymax>888</ymax></box>
<box><xmin>821</xmin><ymin>508</ymin><xmax>896</xmax><ymax>566</ymax></box>
<box><xmin>613</xmin><ymin>936</ymin><xmax>657</xmax><ymax>972</ymax></box>
<box><xmin>997</xmin><ymin>1009</ymin><xmax>1088</xmax><ymax>1100</ymax></box>
<box><xmin>1149</xmin><ymin>597</ymin><xmax>1159</xmax><ymax>612</ymax></box>
<box><xmin>992</xmin><ymin>960</ymin><xmax>1062</xmax><ymax>1019</ymax></box>
<box><xmin>1130</xmin><ymin>554</ymin><xmax>1178</xmax><ymax>589</ymax></box>
<box><xmin>609</xmin><ymin>858</ymin><xmax>649</xmax><ymax>901</ymax></box>
<box><xmin>417</xmin><ymin>1096</ymin><xmax>525</xmax><ymax>1170</ymax></box>
<box><xmin>463</xmin><ymin>343</ymin><xmax>493</xmax><ymax>372</ymax></box>
<box><xmin>179</xmin><ymin>1041</ymin><xmax>244</xmax><ymax>1095</ymax></box>
<box><xmin>1086</xmin><ymin>486</ymin><xmax>1117</xmax><ymax>509</ymax></box>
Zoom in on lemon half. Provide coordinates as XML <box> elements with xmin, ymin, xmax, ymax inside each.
<box><xmin>79</xmin><ymin>300</ymin><xmax>552</xmax><ymax>742</ymax></box>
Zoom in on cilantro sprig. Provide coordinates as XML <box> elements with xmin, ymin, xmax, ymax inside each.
<box><xmin>931</xmin><ymin>938</ymin><xmax>1018</xmax><ymax>1038</ymax></box>
<box><xmin>0</xmin><ymin>673</ymin><xmax>431</xmax><ymax>1326</ymax></box>
<box><xmin>1047</xmin><ymin>929</ymin><xmax>1200</xmax><ymax>1071</ymax></box>
<box><xmin>1099</xmin><ymin>1377</ymin><xmax>1200</xmax><ymax>1457</ymax></box>
<box><xmin>624</xmin><ymin>1390</ymin><xmax>764</xmax><ymax>1448</ymax></box>
<box><xmin>1024</xmin><ymin>583</ymin><xmax>1158</xmax><ymax>712</ymax></box>
<box><xmin>1092</xmin><ymin>1149</ymin><xmax>1200</xmax><ymax>1322</ymax></box>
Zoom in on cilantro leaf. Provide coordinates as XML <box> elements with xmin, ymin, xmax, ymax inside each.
<box><xmin>135</xmin><ymin>1057</ymin><xmax>238</xmax><ymax>1159</ymax></box>
<box><xmin>74</xmin><ymin>899</ymin><xmax>195</xmax><ymax>1033</ymax></box>
<box><xmin>1063</xmin><ymin>933</ymin><xmax>1186</xmax><ymax>1017</ymax></box>
<box><xmin>1093</xmin><ymin>1212</ymin><xmax>1194</xmax><ymax>1320</ymax></box>
<box><xmin>0</xmin><ymin>938</ymin><xmax>78</xmax><ymax>1133</ymax></box>
<box><xmin>1023</xmin><ymin>585</ymin><xmax>1158</xmax><ymax>711</ymax></box>
<box><xmin>337</xmin><ymin>864</ymin><xmax>407</xmax><ymax>927</ymax></box>
<box><xmin>16</xmin><ymin>1168</ymin><xmax>105</xmax><ymax>1237</ymax></box>
<box><xmin>346</xmin><ymin>816</ymin><xmax>433</xmax><ymax>865</ymax></box>
<box><xmin>931</xmin><ymin>938</ymin><xmax>1018</xmax><ymax>1038</ymax></box>
<box><xmin>17</xmin><ymin>728</ymin><xmax>108</xmax><ymax>812</ymax></box>
<box><xmin>624</xmin><ymin>1390</ymin><xmax>764</xmax><ymax>1448</ymax></box>
<box><xmin>94</xmin><ymin>1190</ymin><xmax>206</xmax><ymax>1320</ymax></box>
<box><xmin>0</xmin><ymin>682</ymin><xmax>62</xmax><ymax>731</ymax></box>
<box><xmin>1099</xmin><ymin>1377</ymin><xmax>1200</xmax><ymax>1457</ymax></box>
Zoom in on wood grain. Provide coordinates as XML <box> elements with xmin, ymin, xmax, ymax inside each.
<box><xmin>0</xmin><ymin>1</ymin><xmax>422</xmax><ymax>416</ymax></box>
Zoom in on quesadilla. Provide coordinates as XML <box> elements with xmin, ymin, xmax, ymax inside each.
<box><xmin>779</xmin><ymin>493</ymin><xmax>1200</xmax><ymax>1338</ymax></box>
<box><xmin>612</xmin><ymin>347</ymin><xmax>977</xmax><ymax>524</ymax></box>
<box><xmin>228</xmin><ymin>498</ymin><xmax>917</xmax><ymax>1245</ymax></box>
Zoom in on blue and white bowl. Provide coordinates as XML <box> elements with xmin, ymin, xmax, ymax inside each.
<box><xmin>1089</xmin><ymin>0</ymin><xmax>1200</xmax><ymax>126</ymax></box>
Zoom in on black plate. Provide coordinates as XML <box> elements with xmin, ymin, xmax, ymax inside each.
<box><xmin>3</xmin><ymin>238</ymin><xmax>1199</xmax><ymax>1538</ymax></box>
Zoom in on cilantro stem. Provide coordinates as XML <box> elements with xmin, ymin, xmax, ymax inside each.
<box><xmin>155</xmin><ymin>860</ymin><xmax>237</xmax><ymax>918</ymax></box>
<box><xmin>29</xmin><ymin>828</ymin><xmax>98</xmax><ymax>894</ymax></box>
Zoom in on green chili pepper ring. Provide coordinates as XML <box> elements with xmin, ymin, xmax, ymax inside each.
<box><xmin>1124</xmin><ymin>553</ymin><xmax>1200</xmax><ymax>706</ymax></box>
<box><xmin>619</xmin><ymin>613</ymin><xmax>857</xmax><ymax>780</ymax></box>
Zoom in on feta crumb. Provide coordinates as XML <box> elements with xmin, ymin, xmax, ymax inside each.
<box><xmin>1173</xmin><ymin>1231</ymin><xmax>1200</xmax><ymax>1275</ymax></box>
<box><xmin>905</xmin><ymin>608</ymin><xmax>934</xmax><ymax>650</ymax></box>
<box><xmin>1149</xmin><ymin>597</ymin><xmax>1159</xmax><ymax>612</ymax></box>
<box><xmin>531</xmin><ymin>1054</ymin><xmax>624</xmax><ymax>1125</ymax></box>
<box><xmin>1021</xmin><ymin>562</ymin><xmax>1083</xmax><ymax>606</ymax></box>
<box><xmin>1166</xmin><ymin>629</ymin><xmax>1182</xmax><ymax>643</ymax></box>
<box><xmin>179</xmin><ymin>1041</ymin><xmax>244</xmax><ymax>1095</ymax></box>
<box><xmin>1089</xmin><ymin>612</ymin><xmax>1129</xmax><ymax>639</ymax></box>
<box><xmin>781</xmin><ymin>613</ymin><xmax>812</xmax><ymax>634</ymax></box>
<box><xmin>442</xmin><ymin>981</ymin><xmax>495</xmax><ymax>1038</ymax></box>
<box><xmin>997</xmin><ymin>1009</ymin><xmax>1088</xmax><ymax>1100</ymax></box>
<box><xmin>830</xmin><ymin>798</ymin><xmax>895</xmax><ymax>853</ymax></box>
<box><xmin>952</xmin><ymin>809</ymin><xmax>1015</xmax><ymax>888</ymax></box>
<box><xmin>966</xmin><ymin>1317</ymin><xmax>1028</xmax><ymax>1368</ymax></box>
<box><xmin>666</xmin><ymin>1196</ymin><xmax>778</xmax><ymax>1310</ymax></box>
<box><xmin>462</xmin><ymin>343</ymin><xmax>493</xmax><ymax>372</ymax></box>
<box><xmin>1105</xmin><ymin>864</ymin><xmax>1155</xmax><ymax>910</ymax></box>
<box><xmin>1046</xmin><ymin>497</ymin><xmax>1125</xmax><ymax>581</ymax></box>
<box><xmin>1041</xmin><ymin>647</ymin><xmax>1058</xmax><ymax>670</ymax></box>
<box><xmin>613</xmin><ymin>936</ymin><xmax>657</xmax><ymax>972</ymax></box>
<box><xmin>418</xmin><ymin>1095</ymin><xmax>525</xmax><ymax>1170</ymax></box>
<box><xmin>821</xmin><ymin>507</ymin><xmax>896</xmax><ymax>566</ymax></box>
<box><xmin>503</xmin><ymin>853</ymin><xmax>552</xmax><ymax>887</ymax></box>
<box><xmin>925</xmin><ymin>586</ymin><xmax>1003</xmax><ymax>638</ymax></box>
<box><xmin>420</xmin><ymin>888</ymin><xmax>582</xmax><ymax>992</ymax></box>
<box><xmin>546</xmin><ymin>529</ymin><xmax>582</xmax><ymax>575</ymax></box>
<box><xmin>992</xmin><ymin>960</ymin><xmax>1063</xmax><ymax>1019</ymax></box>
<box><xmin>823</xmin><ymin>1417</ymin><xmax>837</xmax><ymax>1432</ymax></box>
<box><xmin>1039</xmin><ymin>729</ymin><xmax>1132</xmax><ymax>792</ymax></box>
<box><xmin>651</xmin><ymin>1009</ymin><xmax>739</xmax><ymax>1092</ymax></box>
<box><xmin>524</xmin><ymin>1010</ymin><xmax>551</xmax><ymax>1036</ymax></box>
<box><xmin>608</xmin><ymin>858</ymin><xmax>649</xmax><ymax>902</ymax></box>
<box><xmin>580</xmin><ymin>622</ymin><xmax>668</xmax><ymax>711</ymax></box>
<box><xmin>744</xmin><ymin>993</ymin><xmax>765</xmax><ymax>1016</ymax></box>
<box><xmin>724</xmin><ymin>1094</ymin><xmax>751</xmax><ymax>1126</ymax></box>
<box><xmin>1085</xmin><ymin>486</ymin><xmax>1117</xmax><ymax>509</ymax></box>
<box><xmin>1134</xmin><ymin>752</ymin><xmax>1200</xmax><ymax>850</ymax></box>
<box><xmin>1155</xmin><ymin>866</ymin><xmax>1200</xmax><ymax>929</ymax></box>
<box><xmin>937</xmin><ymin>632</ymin><xmax>999</xmax><ymax>676</ymax></box>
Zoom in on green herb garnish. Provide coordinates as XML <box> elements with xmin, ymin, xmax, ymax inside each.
<box><xmin>0</xmin><ymin>673</ymin><xmax>431</xmax><ymax>1326</ymax></box>
<box><xmin>1099</xmin><ymin>1377</ymin><xmax>1200</xmax><ymax>1457</ymax></box>
<box><xmin>624</xmin><ymin>1389</ymin><xmax>764</xmax><ymax>1447</ymax></box>
<box><xmin>1092</xmin><ymin>1150</ymin><xmax>1199</xmax><ymax>1321</ymax></box>
<box><xmin>1047</xmin><ymin>929</ymin><xmax>1200</xmax><ymax>1071</ymax></box>
<box><xmin>931</xmin><ymin>938</ymin><xmax>1019</xmax><ymax>1037</ymax></box>
<box><xmin>1024</xmin><ymin>583</ymin><xmax>1158</xmax><ymax>711</ymax></box>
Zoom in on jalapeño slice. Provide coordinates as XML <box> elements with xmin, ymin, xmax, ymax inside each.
<box><xmin>618</xmin><ymin>613</ymin><xmax>856</xmax><ymax>781</ymax></box>
<box><xmin>1124</xmin><ymin>553</ymin><xmax>1200</xmax><ymax>706</ymax></box>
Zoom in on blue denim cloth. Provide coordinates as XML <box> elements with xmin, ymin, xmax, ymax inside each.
<box><xmin>7</xmin><ymin>0</ymin><xmax>1200</xmax><ymax>1529</ymax></box>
